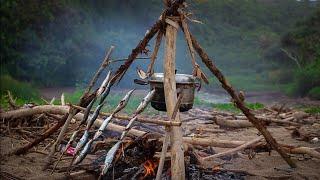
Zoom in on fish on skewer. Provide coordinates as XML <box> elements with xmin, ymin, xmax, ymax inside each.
<box><xmin>52</xmin><ymin>73</ymin><xmax>112</xmax><ymax>173</ymax></box>
<box><xmin>99</xmin><ymin>82</ymin><xmax>111</xmax><ymax>105</ymax></box>
<box><xmin>86</xmin><ymin>103</ymin><xmax>105</xmax><ymax>130</ymax></box>
<box><xmin>97</xmin><ymin>71</ymin><xmax>112</xmax><ymax>96</ymax></box>
<box><xmin>73</xmin><ymin>89</ymin><xmax>135</xmax><ymax>165</ymax></box>
<box><xmin>134</xmin><ymin>89</ymin><xmax>156</xmax><ymax>115</ymax></box>
<box><xmin>100</xmin><ymin>89</ymin><xmax>155</xmax><ymax>177</ymax></box>
<box><xmin>74</xmin><ymin>139</ymin><xmax>94</xmax><ymax>165</ymax></box>
<box><xmin>113</xmin><ymin>89</ymin><xmax>135</xmax><ymax>114</ymax></box>
<box><xmin>74</xmin><ymin>130</ymin><xmax>89</xmax><ymax>155</ymax></box>
<box><xmin>100</xmin><ymin>141</ymin><xmax>121</xmax><ymax>178</ymax></box>
<box><xmin>93</xmin><ymin>89</ymin><xmax>135</xmax><ymax>140</ymax></box>
<box><xmin>81</xmin><ymin>97</ymin><xmax>97</xmax><ymax>125</ymax></box>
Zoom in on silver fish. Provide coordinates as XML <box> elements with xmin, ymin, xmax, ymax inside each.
<box><xmin>112</xmin><ymin>89</ymin><xmax>135</xmax><ymax>114</ymax></box>
<box><xmin>101</xmin><ymin>141</ymin><xmax>121</xmax><ymax>176</ymax></box>
<box><xmin>86</xmin><ymin>103</ymin><xmax>104</xmax><ymax>130</ymax></box>
<box><xmin>74</xmin><ymin>130</ymin><xmax>89</xmax><ymax>155</ymax></box>
<box><xmin>97</xmin><ymin>71</ymin><xmax>112</xmax><ymax>96</ymax></box>
<box><xmin>93</xmin><ymin>115</ymin><xmax>113</xmax><ymax>140</ymax></box>
<box><xmin>74</xmin><ymin>139</ymin><xmax>93</xmax><ymax>165</ymax></box>
<box><xmin>81</xmin><ymin>97</ymin><xmax>97</xmax><ymax>125</ymax></box>
<box><xmin>120</xmin><ymin>116</ymin><xmax>138</xmax><ymax>140</ymax></box>
<box><xmin>99</xmin><ymin>82</ymin><xmax>111</xmax><ymax>104</ymax></box>
<box><xmin>134</xmin><ymin>89</ymin><xmax>156</xmax><ymax>115</ymax></box>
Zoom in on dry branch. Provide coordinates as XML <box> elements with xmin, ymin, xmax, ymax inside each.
<box><xmin>201</xmin><ymin>136</ymin><xmax>263</xmax><ymax>161</ymax></box>
<box><xmin>86</xmin><ymin>46</ymin><xmax>115</xmax><ymax>93</ymax></box>
<box><xmin>147</xmin><ymin>30</ymin><xmax>163</xmax><ymax>76</ymax></box>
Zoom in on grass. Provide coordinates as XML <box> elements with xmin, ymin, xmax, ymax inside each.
<box><xmin>0</xmin><ymin>75</ymin><xmax>42</xmax><ymax>109</ymax></box>
<box><xmin>64</xmin><ymin>89</ymin><xmax>159</xmax><ymax>115</ymax></box>
<box><xmin>302</xmin><ymin>107</ymin><xmax>320</xmax><ymax>115</ymax></box>
<box><xmin>194</xmin><ymin>96</ymin><xmax>264</xmax><ymax>113</ymax></box>
<box><xmin>211</xmin><ymin>102</ymin><xmax>264</xmax><ymax>113</ymax></box>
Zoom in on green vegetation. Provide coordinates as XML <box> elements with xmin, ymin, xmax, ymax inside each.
<box><xmin>275</xmin><ymin>11</ymin><xmax>320</xmax><ymax>99</ymax></box>
<box><xmin>212</xmin><ymin>103</ymin><xmax>264</xmax><ymax>113</ymax></box>
<box><xmin>0</xmin><ymin>75</ymin><xmax>42</xmax><ymax>108</ymax></box>
<box><xmin>194</xmin><ymin>96</ymin><xmax>264</xmax><ymax>113</ymax></box>
<box><xmin>303</xmin><ymin>106</ymin><xmax>320</xmax><ymax>115</ymax></box>
<box><xmin>64</xmin><ymin>90</ymin><xmax>158</xmax><ymax>115</ymax></box>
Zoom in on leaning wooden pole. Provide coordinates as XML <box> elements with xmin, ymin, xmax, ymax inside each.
<box><xmin>163</xmin><ymin>19</ymin><xmax>186</xmax><ymax>179</ymax></box>
<box><xmin>190</xmin><ymin>34</ymin><xmax>296</xmax><ymax>168</ymax></box>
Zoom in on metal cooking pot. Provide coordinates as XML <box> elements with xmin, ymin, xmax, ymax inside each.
<box><xmin>135</xmin><ymin>73</ymin><xmax>197</xmax><ymax>112</ymax></box>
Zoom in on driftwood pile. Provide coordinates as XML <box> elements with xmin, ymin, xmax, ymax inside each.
<box><xmin>1</xmin><ymin>101</ymin><xmax>319</xmax><ymax>171</ymax></box>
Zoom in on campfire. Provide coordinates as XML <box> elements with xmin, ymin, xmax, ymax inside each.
<box><xmin>143</xmin><ymin>159</ymin><xmax>158</xmax><ymax>178</ymax></box>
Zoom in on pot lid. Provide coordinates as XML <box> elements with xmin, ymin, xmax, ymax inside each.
<box><xmin>150</xmin><ymin>73</ymin><xmax>195</xmax><ymax>83</ymax></box>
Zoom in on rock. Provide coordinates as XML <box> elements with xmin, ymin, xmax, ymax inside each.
<box><xmin>310</xmin><ymin>137</ymin><xmax>319</xmax><ymax>144</ymax></box>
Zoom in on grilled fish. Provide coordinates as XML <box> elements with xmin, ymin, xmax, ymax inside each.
<box><xmin>74</xmin><ymin>139</ymin><xmax>93</xmax><ymax>165</ymax></box>
<box><xmin>97</xmin><ymin>71</ymin><xmax>112</xmax><ymax>96</ymax></box>
<box><xmin>74</xmin><ymin>130</ymin><xmax>89</xmax><ymax>155</ymax></box>
<box><xmin>113</xmin><ymin>89</ymin><xmax>135</xmax><ymax>114</ymax></box>
<box><xmin>134</xmin><ymin>89</ymin><xmax>155</xmax><ymax>115</ymax></box>
<box><xmin>101</xmin><ymin>141</ymin><xmax>121</xmax><ymax>176</ymax></box>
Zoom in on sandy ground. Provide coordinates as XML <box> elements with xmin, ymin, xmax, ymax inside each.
<box><xmin>1</xmin><ymin>113</ymin><xmax>320</xmax><ymax>179</ymax></box>
<box><xmin>0</xmin><ymin>88</ymin><xmax>318</xmax><ymax>179</ymax></box>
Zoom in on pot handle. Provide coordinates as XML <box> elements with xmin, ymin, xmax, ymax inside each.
<box><xmin>134</xmin><ymin>79</ymin><xmax>149</xmax><ymax>85</ymax></box>
<box><xmin>195</xmin><ymin>81</ymin><xmax>202</xmax><ymax>91</ymax></box>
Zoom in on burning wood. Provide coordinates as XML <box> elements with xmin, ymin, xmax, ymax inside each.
<box><xmin>143</xmin><ymin>159</ymin><xmax>158</xmax><ymax>178</ymax></box>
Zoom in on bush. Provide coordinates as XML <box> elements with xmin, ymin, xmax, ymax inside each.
<box><xmin>0</xmin><ymin>75</ymin><xmax>41</xmax><ymax>108</ymax></box>
<box><xmin>0</xmin><ymin>75</ymin><xmax>39</xmax><ymax>99</ymax></box>
<box><xmin>308</xmin><ymin>87</ymin><xmax>320</xmax><ymax>100</ymax></box>
<box><xmin>291</xmin><ymin>60</ymin><xmax>320</xmax><ymax>97</ymax></box>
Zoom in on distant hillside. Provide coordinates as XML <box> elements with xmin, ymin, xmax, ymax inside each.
<box><xmin>1</xmin><ymin>0</ymin><xmax>319</xmax><ymax>98</ymax></box>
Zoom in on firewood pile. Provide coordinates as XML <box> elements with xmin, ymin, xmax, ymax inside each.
<box><xmin>1</xmin><ymin>96</ymin><xmax>319</xmax><ymax>179</ymax></box>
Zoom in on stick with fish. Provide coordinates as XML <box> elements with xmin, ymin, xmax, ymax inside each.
<box><xmin>73</xmin><ymin>89</ymin><xmax>135</xmax><ymax>165</ymax></box>
<box><xmin>65</xmin><ymin>72</ymin><xmax>114</xmax><ymax>172</ymax></box>
<box><xmin>51</xmin><ymin>71</ymin><xmax>112</xmax><ymax>174</ymax></box>
<box><xmin>99</xmin><ymin>89</ymin><xmax>155</xmax><ymax>178</ymax></box>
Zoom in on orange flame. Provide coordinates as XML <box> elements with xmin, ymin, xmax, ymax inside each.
<box><xmin>143</xmin><ymin>160</ymin><xmax>158</xmax><ymax>178</ymax></box>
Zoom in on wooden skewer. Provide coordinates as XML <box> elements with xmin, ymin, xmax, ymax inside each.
<box><xmin>70</xmin><ymin>104</ymin><xmax>181</xmax><ymax>127</ymax></box>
